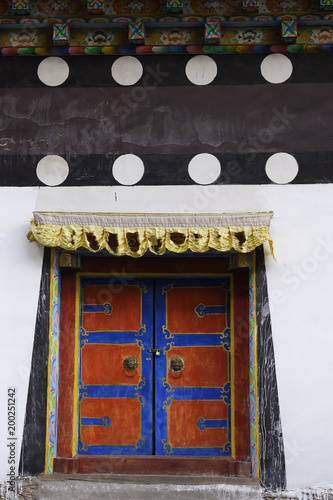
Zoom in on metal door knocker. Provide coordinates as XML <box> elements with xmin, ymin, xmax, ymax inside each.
<box><xmin>123</xmin><ymin>355</ymin><xmax>139</xmax><ymax>376</ymax></box>
<box><xmin>169</xmin><ymin>356</ymin><xmax>185</xmax><ymax>378</ymax></box>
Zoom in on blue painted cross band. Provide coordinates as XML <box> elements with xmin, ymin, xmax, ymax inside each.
<box><xmin>131</xmin><ymin>24</ymin><xmax>144</xmax><ymax>37</ymax></box>
<box><xmin>195</xmin><ymin>304</ymin><xmax>226</xmax><ymax>317</ymax></box>
<box><xmin>196</xmin><ymin>418</ymin><xmax>227</xmax><ymax>431</ymax></box>
<box><xmin>283</xmin><ymin>22</ymin><xmax>296</xmax><ymax>36</ymax></box>
<box><xmin>83</xmin><ymin>303</ymin><xmax>112</xmax><ymax>315</ymax></box>
<box><xmin>53</xmin><ymin>24</ymin><xmax>68</xmax><ymax>39</ymax></box>
<box><xmin>81</xmin><ymin>416</ymin><xmax>112</xmax><ymax>428</ymax></box>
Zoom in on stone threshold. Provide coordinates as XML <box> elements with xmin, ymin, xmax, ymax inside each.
<box><xmin>38</xmin><ymin>473</ymin><xmax>260</xmax><ymax>486</ymax></box>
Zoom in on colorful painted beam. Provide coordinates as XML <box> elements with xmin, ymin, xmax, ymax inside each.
<box><xmin>12</xmin><ymin>0</ymin><xmax>30</xmax><ymax>14</ymax></box>
<box><xmin>166</xmin><ymin>0</ymin><xmax>183</xmax><ymax>13</ymax></box>
<box><xmin>128</xmin><ymin>22</ymin><xmax>145</xmax><ymax>45</ymax></box>
<box><xmin>53</xmin><ymin>23</ymin><xmax>70</xmax><ymax>46</ymax></box>
<box><xmin>205</xmin><ymin>20</ymin><xmax>221</xmax><ymax>44</ymax></box>
<box><xmin>319</xmin><ymin>0</ymin><xmax>333</xmax><ymax>9</ymax></box>
<box><xmin>87</xmin><ymin>0</ymin><xmax>105</xmax><ymax>14</ymax></box>
<box><xmin>281</xmin><ymin>17</ymin><xmax>297</xmax><ymax>42</ymax></box>
<box><xmin>243</xmin><ymin>0</ymin><xmax>259</xmax><ymax>11</ymax></box>
<box><xmin>2</xmin><ymin>44</ymin><xmax>333</xmax><ymax>57</ymax></box>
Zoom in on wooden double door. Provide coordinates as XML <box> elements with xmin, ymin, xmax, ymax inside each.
<box><xmin>76</xmin><ymin>274</ymin><xmax>246</xmax><ymax>458</ymax></box>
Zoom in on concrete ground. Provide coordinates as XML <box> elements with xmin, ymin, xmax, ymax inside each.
<box><xmin>1</xmin><ymin>476</ymin><xmax>333</xmax><ymax>500</ymax></box>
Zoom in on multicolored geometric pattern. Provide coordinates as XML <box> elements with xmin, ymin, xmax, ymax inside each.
<box><xmin>87</xmin><ymin>0</ymin><xmax>105</xmax><ymax>13</ymax></box>
<box><xmin>205</xmin><ymin>20</ymin><xmax>221</xmax><ymax>44</ymax></box>
<box><xmin>45</xmin><ymin>248</ymin><xmax>60</xmax><ymax>474</ymax></box>
<box><xmin>12</xmin><ymin>0</ymin><xmax>30</xmax><ymax>14</ymax></box>
<box><xmin>52</xmin><ymin>23</ymin><xmax>70</xmax><ymax>46</ymax></box>
<box><xmin>128</xmin><ymin>22</ymin><xmax>145</xmax><ymax>44</ymax></box>
<box><xmin>320</xmin><ymin>0</ymin><xmax>333</xmax><ymax>8</ymax></box>
<box><xmin>166</xmin><ymin>0</ymin><xmax>184</xmax><ymax>13</ymax></box>
<box><xmin>243</xmin><ymin>0</ymin><xmax>259</xmax><ymax>10</ymax></box>
<box><xmin>249</xmin><ymin>252</ymin><xmax>259</xmax><ymax>478</ymax></box>
<box><xmin>281</xmin><ymin>18</ymin><xmax>297</xmax><ymax>41</ymax></box>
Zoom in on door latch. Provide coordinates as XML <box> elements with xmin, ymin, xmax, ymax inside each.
<box><xmin>147</xmin><ymin>348</ymin><xmax>162</xmax><ymax>356</ymax></box>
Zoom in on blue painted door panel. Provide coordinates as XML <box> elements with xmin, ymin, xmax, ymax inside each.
<box><xmin>155</xmin><ymin>278</ymin><xmax>232</xmax><ymax>456</ymax></box>
<box><xmin>77</xmin><ymin>276</ymin><xmax>154</xmax><ymax>455</ymax></box>
<box><xmin>76</xmin><ymin>275</ymin><xmax>232</xmax><ymax>457</ymax></box>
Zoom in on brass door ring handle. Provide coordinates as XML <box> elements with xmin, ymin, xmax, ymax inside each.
<box><xmin>169</xmin><ymin>356</ymin><xmax>185</xmax><ymax>378</ymax></box>
<box><xmin>123</xmin><ymin>355</ymin><xmax>139</xmax><ymax>376</ymax></box>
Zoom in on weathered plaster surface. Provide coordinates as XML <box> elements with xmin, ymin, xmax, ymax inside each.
<box><xmin>1</xmin><ymin>477</ymin><xmax>333</xmax><ymax>500</ymax></box>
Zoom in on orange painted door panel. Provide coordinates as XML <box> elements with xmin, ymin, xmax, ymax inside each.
<box><xmin>155</xmin><ymin>278</ymin><xmax>232</xmax><ymax>456</ymax></box>
<box><xmin>77</xmin><ymin>276</ymin><xmax>153</xmax><ymax>455</ymax></box>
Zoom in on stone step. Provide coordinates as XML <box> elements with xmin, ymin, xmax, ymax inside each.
<box><xmin>35</xmin><ymin>475</ymin><xmax>261</xmax><ymax>500</ymax></box>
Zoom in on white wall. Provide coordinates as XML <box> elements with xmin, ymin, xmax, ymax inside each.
<box><xmin>2</xmin><ymin>183</ymin><xmax>333</xmax><ymax>490</ymax></box>
<box><xmin>0</xmin><ymin>188</ymin><xmax>43</xmax><ymax>483</ymax></box>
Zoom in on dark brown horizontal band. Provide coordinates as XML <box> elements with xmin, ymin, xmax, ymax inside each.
<box><xmin>54</xmin><ymin>456</ymin><xmax>252</xmax><ymax>476</ymax></box>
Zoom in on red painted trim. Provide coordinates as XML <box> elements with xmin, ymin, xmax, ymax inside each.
<box><xmin>57</xmin><ymin>270</ymin><xmax>77</xmax><ymax>458</ymax></box>
<box><xmin>54</xmin><ymin>456</ymin><xmax>252</xmax><ymax>476</ymax></box>
<box><xmin>233</xmin><ymin>269</ymin><xmax>250</xmax><ymax>461</ymax></box>
<box><xmin>79</xmin><ymin>256</ymin><xmax>230</xmax><ymax>275</ymax></box>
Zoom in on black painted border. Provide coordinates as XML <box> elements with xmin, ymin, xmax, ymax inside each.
<box><xmin>1</xmin><ymin>151</ymin><xmax>333</xmax><ymax>186</ymax></box>
<box><xmin>19</xmin><ymin>248</ymin><xmax>51</xmax><ymax>477</ymax></box>
<box><xmin>0</xmin><ymin>53</ymin><xmax>332</xmax><ymax>88</ymax></box>
<box><xmin>256</xmin><ymin>245</ymin><xmax>286</xmax><ymax>491</ymax></box>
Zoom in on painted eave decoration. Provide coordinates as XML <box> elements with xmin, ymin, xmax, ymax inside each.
<box><xmin>27</xmin><ymin>211</ymin><xmax>275</xmax><ymax>258</ymax></box>
<box><xmin>2</xmin><ymin>0</ymin><xmax>333</xmax><ymax>54</ymax></box>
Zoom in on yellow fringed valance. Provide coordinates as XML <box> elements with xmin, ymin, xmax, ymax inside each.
<box><xmin>28</xmin><ymin>212</ymin><xmax>275</xmax><ymax>259</ymax></box>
